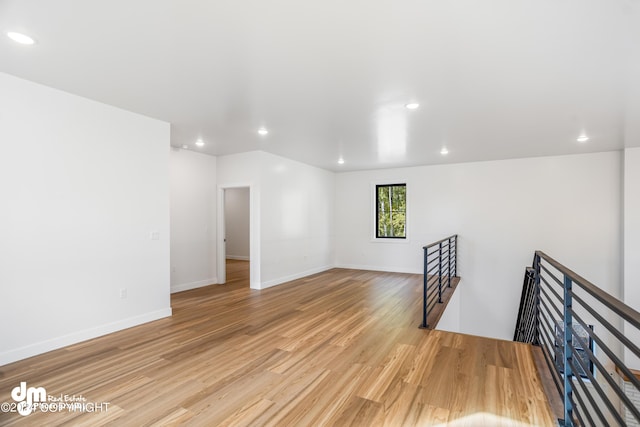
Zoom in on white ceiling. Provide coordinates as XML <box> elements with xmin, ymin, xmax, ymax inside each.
<box><xmin>1</xmin><ymin>0</ymin><xmax>639</xmax><ymax>171</ymax></box>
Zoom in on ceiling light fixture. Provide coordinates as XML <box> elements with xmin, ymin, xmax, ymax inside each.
<box><xmin>405</xmin><ymin>103</ymin><xmax>420</xmax><ymax>110</ymax></box>
<box><xmin>258</xmin><ymin>127</ymin><xmax>269</xmax><ymax>136</ymax></box>
<box><xmin>338</xmin><ymin>157</ymin><xmax>345</xmax><ymax>165</ymax></box>
<box><xmin>7</xmin><ymin>31</ymin><xmax>35</xmax><ymax>45</ymax></box>
<box><xmin>195</xmin><ymin>139</ymin><xmax>205</xmax><ymax>147</ymax></box>
<box><xmin>440</xmin><ymin>147</ymin><xmax>449</xmax><ymax>155</ymax></box>
<box><xmin>577</xmin><ymin>135</ymin><xmax>589</xmax><ymax>143</ymax></box>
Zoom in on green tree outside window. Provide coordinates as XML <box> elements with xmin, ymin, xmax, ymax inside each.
<box><xmin>376</xmin><ymin>184</ymin><xmax>406</xmax><ymax>238</ymax></box>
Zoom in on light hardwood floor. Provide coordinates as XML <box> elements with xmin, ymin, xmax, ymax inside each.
<box><xmin>0</xmin><ymin>261</ymin><xmax>555</xmax><ymax>426</ymax></box>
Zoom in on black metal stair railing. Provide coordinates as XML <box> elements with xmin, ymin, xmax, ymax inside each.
<box><xmin>419</xmin><ymin>234</ymin><xmax>458</xmax><ymax>329</ymax></box>
<box><xmin>513</xmin><ymin>266</ymin><xmax>538</xmax><ymax>344</ymax></box>
<box><xmin>515</xmin><ymin>251</ymin><xmax>640</xmax><ymax>426</ymax></box>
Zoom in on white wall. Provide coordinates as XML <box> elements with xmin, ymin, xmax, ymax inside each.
<box><xmin>624</xmin><ymin>147</ymin><xmax>640</xmax><ymax>369</ymax></box>
<box><xmin>0</xmin><ymin>73</ymin><xmax>171</xmax><ymax>366</ymax></box>
<box><xmin>623</xmin><ymin>4</ymin><xmax>640</xmax><ymax>371</ymax></box>
<box><xmin>217</xmin><ymin>151</ymin><xmax>334</xmax><ymax>289</ymax></box>
<box><xmin>224</xmin><ymin>187</ymin><xmax>250</xmax><ymax>260</ymax></box>
<box><xmin>335</xmin><ymin>152</ymin><xmax>622</xmax><ymax>340</ymax></box>
<box><xmin>170</xmin><ymin>148</ymin><xmax>217</xmax><ymax>292</ymax></box>
<box><xmin>259</xmin><ymin>152</ymin><xmax>335</xmax><ymax>287</ymax></box>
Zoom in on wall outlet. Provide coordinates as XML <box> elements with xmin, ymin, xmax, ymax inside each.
<box><xmin>150</xmin><ymin>231</ymin><xmax>160</xmax><ymax>240</ymax></box>
<box><xmin>119</xmin><ymin>288</ymin><xmax>127</xmax><ymax>299</ymax></box>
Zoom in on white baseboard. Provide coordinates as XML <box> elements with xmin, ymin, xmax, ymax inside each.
<box><xmin>333</xmin><ymin>263</ymin><xmax>422</xmax><ymax>275</ymax></box>
<box><xmin>171</xmin><ymin>277</ymin><xmax>218</xmax><ymax>293</ymax></box>
<box><xmin>226</xmin><ymin>255</ymin><xmax>250</xmax><ymax>261</ymax></box>
<box><xmin>0</xmin><ymin>308</ymin><xmax>172</xmax><ymax>366</ymax></box>
<box><xmin>259</xmin><ymin>265</ymin><xmax>334</xmax><ymax>289</ymax></box>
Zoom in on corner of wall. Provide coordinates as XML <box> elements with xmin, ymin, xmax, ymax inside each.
<box><xmin>170</xmin><ymin>278</ymin><xmax>218</xmax><ymax>294</ymax></box>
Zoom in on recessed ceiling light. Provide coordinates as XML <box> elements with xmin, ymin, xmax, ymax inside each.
<box><xmin>338</xmin><ymin>157</ymin><xmax>345</xmax><ymax>165</ymax></box>
<box><xmin>7</xmin><ymin>31</ymin><xmax>35</xmax><ymax>45</ymax></box>
<box><xmin>258</xmin><ymin>127</ymin><xmax>269</xmax><ymax>136</ymax></box>
<box><xmin>195</xmin><ymin>139</ymin><xmax>205</xmax><ymax>147</ymax></box>
<box><xmin>440</xmin><ymin>147</ymin><xmax>449</xmax><ymax>155</ymax></box>
<box><xmin>577</xmin><ymin>135</ymin><xmax>589</xmax><ymax>143</ymax></box>
<box><xmin>405</xmin><ymin>103</ymin><xmax>420</xmax><ymax>110</ymax></box>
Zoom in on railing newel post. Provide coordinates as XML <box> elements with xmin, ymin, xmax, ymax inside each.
<box><xmin>563</xmin><ymin>274</ymin><xmax>574</xmax><ymax>427</ymax></box>
<box><xmin>420</xmin><ymin>246</ymin><xmax>428</xmax><ymax>329</ymax></box>
<box><xmin>448</xmin><ymin>237</ymin><xmax>452</xmax><ymax>288</ymax></box>
<box><xmin>533</xmin><ymin>253</ymin><xmax>541</xmax><ymax>346</ymax></box>
<box><xmin>438</xmin><ymin>242</ymin><xmax>443</xmax><ymax>303</ymax></box>
<box><xmin>453</xmin><ymin>235</ymin><xmax>457</xmax><ymax>277</ymax></box>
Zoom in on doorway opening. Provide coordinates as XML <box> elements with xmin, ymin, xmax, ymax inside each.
<box><xmin>217</xmin><ymin>185</ymin><xmax>259</xmax><ymax>288</ymax></box>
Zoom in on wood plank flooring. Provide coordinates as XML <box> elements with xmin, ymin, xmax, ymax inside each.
<box><xmin>0</xmin><ymin>261</ymin><xmax>555</xmax><ymax>426</ymax></box>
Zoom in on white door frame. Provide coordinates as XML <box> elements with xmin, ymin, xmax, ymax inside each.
<box><xmin>217</xmin><ymin>183</ymin><xmax>261</xmax><ymax>289</ymax></box>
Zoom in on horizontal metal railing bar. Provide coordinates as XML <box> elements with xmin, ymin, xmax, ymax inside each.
<box><xmin>538</xmin><ymin>318</ymin><xmax>559</xmax><ymax>349</ymax></box>
<box><xmin>568</xmin><ymin>379</ymin><xmax>591</xmax><ymax>427</ymax></box>
<box><xmin>571</xmin><ymin>319</ymin><xmax>640</xmax><ymax>421</ymax></box>
<box><xmin>425</xmin><ymin>260</ymin><xmax>440</xmax><ymax>268</ymax></box>
<box><xmin>427</xmin><ymin>282</ymin><xmax>440</xmax><ymax>295</ymax></box>
<box><xmin>521</xmin><ymin>292</ymin><xmax>536</xmax><ymax>311</ymax></box>
<box><xmin>427</xmin><ymin>280</ymin><xmax>440</xmax><ymax>292</ymax></box>
<box><xmin>425</xmin><ymin>276</ymin><xmax>439</xmax><ymax>287</ymax></box>
<box><xmin>567</xmin><ymin>383</ymin><xmax>590</xmax><ymax>427</ymax></box>
<box><xmin>426</xmin><ymin>254</ymin><xmax>443</xmax><ymax>263</ymax></box>
<box><xmin>541</xmin><ymin>332</ymin><xmax>563</xmax><ymax>366</ymax></box>
<box><xmin>570</xmin><ymin>292</ymin><xmax>640</xmax><ymax>360</ymax></box>
<box><xmin>568</xmin><ymin>313</ymin><xmax>618</xmax><ymax>380</ymax></box>
<box><xmin>539</xmin><ymin>275</ymin><xmax>564</xmax><ymax>304</ymax></box>
<box><xmin>426</xmin><ymin>281</ymin><xmax>441</xmax><ymax>293</ymax></box>
<box><xmin>567</xmin><ymin>341</ymin><xmax>629</xmax><ymax>425</ymax></box>
<box><xmin>426</xmin><ymin>263</ymin><xmax>440</xmax><ymax>275</ymax></box>
<box><xmin>570</xmin><ymin>309</ymin><xmax>640</xmax><ymax>396</ymax></box>
<box><xmin>423</xmin><ymin>234</ymin><xmax>457</xmax><ymax>250</ymax></box>
<box><xmin>569</xmin><ymin>357</ymin><xmax>604</xmax><ymax>427</ymax></box>
<box><xmin>539</xmin><ymin>264</ymin><xmax>565</xmax><ymax>288</ymax></box>
<box><xmin>538</xmin><ymin>315</ymin><xmax>557</xmax><ymax>343</ymax></box>
<box><xmin>539</xmin><ymin>332</ymin><xmax>564</xmax><ymax>399</ymax></box>
<box><xmin>426</xmin><ymin>248</ymin><xmax>440</xmax><ymax>257</ymax></box>
<box><xmin>433</xmin><ymin>280</ymin><xmax>446</xmax><ymax>289</ymax></box>
<box><xmin>427</xmin><ymin>289</ymin><xmax>440</xmax><ymax>304</ymax></box>
<box><xmin>540</xmin><ymin>280</ymin><xmax>562</xmax><ymax>317</ymax></box>
<box><xmin>539</xmin><ymin>329</ymin><xmax>562</xmax><ymax>374</ymax></box>
<box><xmin>539</xmin><ymin>288</ymin><xmax>563</xmax><ymax>319</ymax></box>
<box><xmin>537</xmin><ymin>251</ymin><xmax>640</xmax><ymax>329</ymax></box>
<box><xmin>426</xmin><ymin>283</ymin><xmax>439</xmax><ymax>296</ymax></box>
<box><xmin>519</xmin><ymin>305</ymin><xmax>536</xmax><ymax>327</ymax></box>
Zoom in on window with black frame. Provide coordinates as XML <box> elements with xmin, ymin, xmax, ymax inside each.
<box><xmin>554</xmin><ymin>322</ymin><xmax>595</xmax><ymax>379</ymax></box>
<box><xmin>376</xmin><ymin>184</ymin><xmax>406</xmax><ymax>239</ymax></box>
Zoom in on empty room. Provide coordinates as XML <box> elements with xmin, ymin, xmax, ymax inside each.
<box><xmin>1</xmin><ymin>1</ymin><xmax>639</xmax><ymax>426</ymax></box>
